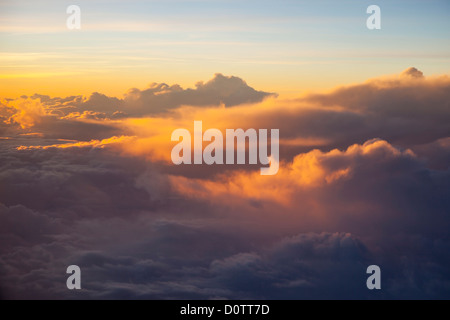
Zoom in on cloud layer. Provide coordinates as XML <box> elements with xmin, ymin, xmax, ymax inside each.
<box><xmin>1</xmin><ymin>69</ymin><xmax>449</xmax><ymax>299</ymax></box>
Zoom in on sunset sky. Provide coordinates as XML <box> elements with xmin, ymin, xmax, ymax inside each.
<box><xmin>1</xmin><ymin>0</ymin><xmax>449</xmax><ymax>300</ymax></box>
<box><xmin>1</xmin><ymin>0</ymin><xmax>449</xmax><ymax>97</ymax></box>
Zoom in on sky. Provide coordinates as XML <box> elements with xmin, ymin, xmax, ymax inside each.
<box><xmin>0</xmin><ymin>0</ymin><xmax>450</xmax><ymax>300</ymax></box>
<box><xmin>1</xmin><ymin>0</ymin><xmax>449</xmax><ymax>97</ymax></box>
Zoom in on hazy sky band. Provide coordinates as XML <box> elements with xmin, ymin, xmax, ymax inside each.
<box><xmin>1</xmin><ymin>0</ymin><xmax>449</xmax><ymax>97</ymax></box>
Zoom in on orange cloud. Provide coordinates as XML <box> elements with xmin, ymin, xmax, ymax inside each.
<box><xmin>2</xmin><ymin>97</ymin><xmax>45</xmax><ymax>129</ymax></box>
<box><xmin>168</xmin><ymin>139</ymin><xmax>416</xmax><ymax>207</ymax></box>
<box><xmin>16</xmin><ymin>135</ymin><xmax>134</xmax><ymax>151</ymax></box>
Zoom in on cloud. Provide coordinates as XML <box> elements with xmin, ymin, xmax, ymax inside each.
<box><xmin>168</xmin><ymin>138</ymin><xmax>450</xmax><ymax>238</ymax></box>
<box><xmin>0</xmin><ymin>74</ymin><xmax>275</xmax><ymax>142</ymax></box>
<box><xmin>0</xmin><ymin>69</ymin><xmax>449</xmax><ymax>299</ymax></box>
<box><xmin>1</xmin><ymin>97</ymin><xmax>45</xmax><ymax>129</ymax></box>
<box><xmin>410</xmin><ymin>137</ymin><xmax>450</xmax><ymax>170</ymax></box>
<box><xmin>1</xmin><ymin>134</ymin><xmax>448</xmax><ymax>299</ymax></box>
<box><xmin>0</xmin><ymin>204</ymin><xmax>59</xmax><ymax>251</ymax></box>
<box><xmin>1</xmin><ymin>74</ymin><xmax>274</xmax><ymax>124</ymax></box>
<box><xmin>401</xmin><ymin>67</ymin><xmax>424</xmax><ymax>79</ymax></box>
<box><xmin>3</xmin><ymin>68</ymin><xmax>448</xmax><ymax>155</ymax></box>
<box><xmin>209</xmin><ymin>232</ymin><xmax>370</xmax><ymax>299</ymax></box>
<box><xmin>0</xmin><ymin>97</ymin><xmax>124</xmax><ymax>141</ymax></box>
<box><xmin>122</xmin><ymin>73</ymin><xmax>276</xmax><ymax>115</ymax></box>
<box><xmin>107</xmin><ymin>68</ymin><xmax>449</xmax><ymax>174</ymax></box>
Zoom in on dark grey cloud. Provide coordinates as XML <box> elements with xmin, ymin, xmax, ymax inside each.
<box><xmin>0</xmin><ymin>69</ymin><xmax>449</xmax><ymax>299</ymax></box>
<box><xmin>0</xmin><ymin>136</ymin><xmax>449</xmax><ymax>299</ymax></box>
<box><xmin>411</xmin><ymin>137</ymin><xmax>450</xmax><ymax>170</ymax></box>
<box><xmin>401</xmin><ymin>67</ymin><xmax>424</xmax><ymax>79</ymax></box>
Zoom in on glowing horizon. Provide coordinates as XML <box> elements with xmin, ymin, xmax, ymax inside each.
<box><xmin>1</xmin><ymin>0</ymin><xmax>449</xmax><ymax>98</ymax></box>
